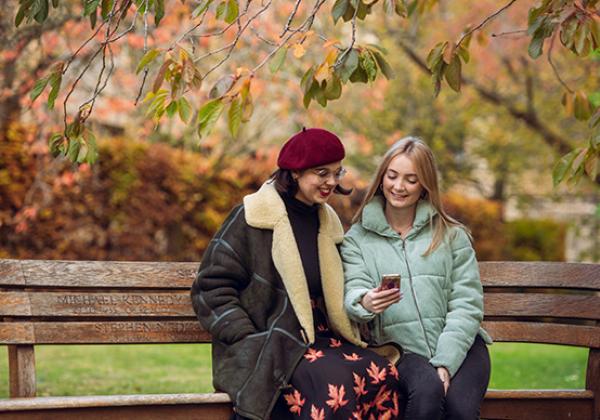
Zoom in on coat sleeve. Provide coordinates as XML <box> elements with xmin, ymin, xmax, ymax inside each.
<box><xmin>341</xmin><ymin>232</ymin><xmax>377</xmax><ymax>323</ymax></box>
<box><xmin>191</xmin><ymin>205</ymin><xmax>257</xmax><ymax>344</ymax></box>
<box><xmin>429</xmin><ymin>227</ymin><xmax>484</xmax><ymax>377</ymax></box>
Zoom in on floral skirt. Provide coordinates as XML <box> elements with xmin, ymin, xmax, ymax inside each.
<box><xmin>271</xmin><ymin>299</ymin><xmax>403</xmax><ymax>420</ymax></box>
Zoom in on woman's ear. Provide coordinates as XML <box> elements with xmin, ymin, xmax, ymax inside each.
<box><xmin>291</xmin><ymin>170</ymin><xmax>300</xmax><ymax>181</ymax></box>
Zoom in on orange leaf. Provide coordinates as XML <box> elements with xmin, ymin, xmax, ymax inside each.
<box><xmin>283</xmin><ymin>389</ymin><xmax>305</xmax><ymax>415</ymax></box>
<box><xmin>352</xmin><ymin>372</ymin><xmax>368</xmax><ymax>397</ymax></box>
<box><xmin>343</xmin><ymin>352</ymin><xmax>363</xmax><ymax>361</ymax></box>
<box><xmin>388</xmin><ymin>362</ymin><xmax>399</xmax><ymax>380</ymax></box>
<box><xmin>374</xmin><ymin>385</ymin><xmax>392</xmax><ymax>412</ymax></box>
<box><xmin>329</xmin><ymin>338</ymin><xmax>342</xmax><ymax>348</ymax></box>
<box><xmin>310</xmin><ymin>404</ymin><xmax>325</xmax><ymax>420</ymax></box>
<box><xmin>304</xmin><ymin>348</ymin><xmax>325</xmax><ymax>363</ymax></box>
<box><xmin>326</xmin><ymin>384</ymin><xmax>349</xmax><ymax>412</ymax></box>
<box><xmin>366</xmin><ymin>361</ymin><xmax>387</xmax><ymax>384</ymax></box>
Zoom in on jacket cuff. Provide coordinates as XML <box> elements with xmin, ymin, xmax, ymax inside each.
<box><xmin>345</xmin><ymin>289</ymin><xmax>376</xmax><ymax>323</ymax></box>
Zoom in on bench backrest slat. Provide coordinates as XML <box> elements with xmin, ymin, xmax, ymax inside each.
<box><xmin>484</xmin><ymin>293</ymin><xmax>600</xmax><ymax>320</ymax></box>
<box><xmin>0</xmin><ymin>321</ymin><xmax>209</xmax><ymax>344</ymax></box>
<box><xmin>0</xmin><ymin>260</ymin><xmax>198</xmax><ymax>289</ymax></box>
<box><xmin>479</xmin><ymin>261</ymin><xmax>599</xmax><ymax>290</ymax></box>
<box><xmin>0</xmin><ymin>291</ymin><xmax>195</xmax><ymax>317</ymax></box>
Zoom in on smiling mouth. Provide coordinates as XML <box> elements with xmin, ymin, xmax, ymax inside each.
<box><xmin>319</xmin><ymin>189</ymin><xmax>332</xmax><ymax>197</ymax></box>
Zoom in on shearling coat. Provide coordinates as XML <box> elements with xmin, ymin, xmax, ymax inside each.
<box><xmin>191</xmin><ymin>182</ymin><xmax>365</xmax><ymax>420</ymax></box>
<box><xmin>342</xmin><ymin>197</ymin><xmax>492</xmax><ymax>378</ymax></box>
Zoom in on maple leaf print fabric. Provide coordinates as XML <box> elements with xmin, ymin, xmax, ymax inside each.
<box><xmin>273</xmin><ymin>298</ymin><xmax>404</xmax><ymax>419</ymax></box>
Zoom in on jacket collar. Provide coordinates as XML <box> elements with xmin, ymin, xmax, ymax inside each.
<box><xmin>362</xmin><ymin>195</ymin><xmax>436</xmax><ymax>239</ymax></box>
<box><xmin>244</xmin><ymin>182</ymin><xmax>364</xmax><ymax>347</ymax></box>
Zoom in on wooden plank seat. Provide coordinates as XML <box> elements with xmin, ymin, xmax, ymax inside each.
<box><xmin>0</xmin><ymin>260</ymin><xmax>598</xmax><ymax>419</ymax></box>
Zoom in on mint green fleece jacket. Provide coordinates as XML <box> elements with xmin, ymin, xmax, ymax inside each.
<box><xmin>341</xmin><ymin>197</ymin><xmax>491</xmax><ymax>377</ymax></box>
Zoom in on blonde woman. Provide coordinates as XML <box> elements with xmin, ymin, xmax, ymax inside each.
<box><xmin>342</xmin><ymin>137</ymin><xmax>492</xmax><ymax>420</ymax></box>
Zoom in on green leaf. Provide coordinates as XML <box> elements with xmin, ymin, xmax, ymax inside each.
<box><xmin>332</xmin><ymin>0</ymin><xmax>349</xmax><ymax>24</ymax></box>
<box><xmin>241</xmin><ymin>90</ymin><xmax>253</xmax><ymax>122</ymax></box>
<box><xmin>560</xmin><ymin>17</ymin><xmax>578</xmax><ymax>50</ymax></box>
<box><xmin>574</xmin><ymin>92</ymin><xmax>592</xmax><ymax>120</ymax></box>
<box><xmin>166</xmin><ymin>101</ymin><xmax>178</xmax><ymax>118</ymax></box>
<box><xmin>193</xmin><ymin>0</ymin><xmax>213</xmax><ymax>17</ymax></box>
<box><xmin>528</xmin><ymin>32</ymin><xmax>545</xmax><ymax>59</ymax></box>
<box><xmin>366</xmin><ymin>43</ymin><xmax>388</xmax><ymax>55</ymax></box>
<box><xmin>383</xmin><ymin>0</ymin><xmax>394</xmax><ymax>15</ymax></box>
<box><xmin>361</xmin><ymin>51</ymin><xmax>377</xmax><ymax>82</ymax></box>
<box><xmin>228</xmin><ymin>97</ymin><xmax>242</xmax><ymax>137</ymax></box>
<box><xmin>77</xmin><ymin>142</ymin><xmax>89</xmax><ymax>163</ymax></box>
<box><xmin>30</xmin><ymin>77</ymin><xmax>49</xmax><ymax>101</ymax></box>
<box><xmin>136</xmin><ymin>49</ymin><xmax>161</xmax><ymax>74</ymax></box>
<box><xmin>34</xmin><ymin>0</ymin><xmax>50</xmax><ymax>23</ymax></box>
<box><xmin>313</xmin><ymin>84</ymin><xmax>327</xmax><ymax>107</ymax></box>
<box><xmin>224</xmin><ymin>0</ymin><xmax>238</xmax><ymax>24</ymax></box>
<box><xmin>154</xmin><ymin>0</ymin><xmax>164</xmax><ymax>25</ymax></box>
<box><xmin>197</xmin><ymin>99</ymin><xmax>225</xmax><ymax>139</ymax></box>
<box><xmin>552</xmin><ymin>149</ymin><xmax>579</xmax><ymax>186</ymax></box>
<box><xmin>67</xmin><ymin>137</ymin><xmax>81</xmax><ymax>162</ymax></box>
<box><xmin>301</xmin><ymin>67</ymin><xmax>316</xmax><ymax>95</ymax></box>
<box><xmin>371</xmin><ymin>50</ymin><xmax>395</xmax><ymax>79</ymax></box>
<box><xmin>337</xmin><ymin>49</ymin><xmax>360</xmax><ymax>82</ymax></box>
<box><xmin>349</xmin><ymin>65</ymin><xmax>368</xmax><ymax>83</ymax></box>
<box><xmin>177</xmin><ymin>97</ymin><xmax>192</xmax><ymax>123</ymax></box>
<box><xmin>216</xmin><ymin>1</ymin><xmax>226</xmax><ymax>19</ymax></box>
<box><xmin>89</xmin><ymin>7</ymin><xmax>97</xmax><ymax>28</ymax></box>
<box><xmin>324</xmin><ymin>74</ymin><xmax>342</xmax><ymax>100</ymax></box>
<box><xmin>269</xmin><ymin>47</ymin><xmax>288</xmax><ymax>74</ymax></box>
<box><xmin>15</xmin><ymin>2</ymin><xmax>29</xmax><ymax>27</ymax></box>
<box><xmin>457</xmin><ymin>45</ymin><xmax>470</xmax><ymax>63</ymax></box>
<box><xmin>83</xmin><ymin>0</ymin><xmax>100</xmax><ymax>16</ymax></box>
<box><xmin>101</xmin><ymin>0</ymin><xmax>114</xmax><ymax>19</ymax></box>
<box><xmin>47</xmin><ymin>70</ymin><xmax>62</xmax><ymax>110</ymax></box>
<box><xmin>48</xmin><ymin>133</ymin><xmax>63</xmax><ymax>157</ymax></box>
<box><xmin>444</xmin><ymin>53</ymin><xmax>461</xmax><ymax>92</ymax></box>
<box><xmin>209</xmin><ymin>74</ymin><xmax>236</xmax><ymax>99</ymax></box>
<box><xmin>574</xmin><ymin>22</ymin><xmax>590</xmax><ymax>56</ymax></box>
<box><xmin>86</xmin><ymin>131</ymin><xmax>99</xmax><ymax>164</ymax></box>
<box><xmin>426</xmin><ymin>42</ymin><xmax>446</xmax><ymax>70</ymax></box>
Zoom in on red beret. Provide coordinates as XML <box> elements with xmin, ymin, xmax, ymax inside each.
<box><xmin>277</xmin><ymin>128</ymin><xmax>345</xmax><ymax>170</ymax></box>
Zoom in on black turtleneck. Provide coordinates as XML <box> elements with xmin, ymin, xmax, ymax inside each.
<box><xmin>281</xmin><ymin>193</ymin><xmax>322</xmax><ymax>297</ymax></box>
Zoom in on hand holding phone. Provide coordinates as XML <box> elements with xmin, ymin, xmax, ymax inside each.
<box><xmin>381</xmin><ymin>274</ymin><xmax>401</xmax><ymax>291</ymax></box>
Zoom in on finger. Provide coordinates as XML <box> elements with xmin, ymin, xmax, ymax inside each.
<box><xmin>373</xmin><ymin>288</ymin><xmax>401</xmax><ymax>298</ymax></box>
<box><xmin>372</xmin><ymin>294</ymin><xmax>402</xmax><ymax>307</ymax></box>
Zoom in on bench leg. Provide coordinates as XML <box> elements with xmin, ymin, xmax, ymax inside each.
<box><xmin>587</xmin><ymin>348</ymin><xmax>600</xmax><ymax>420</ymax></box>
<box><xmin>8</xmin><ymin>344</ymin><xmax>36</xmax><ymax>398</ymax></box>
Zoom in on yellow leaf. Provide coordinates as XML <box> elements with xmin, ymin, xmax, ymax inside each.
<box><xmin>323</xmin><ymin>39</ymin><xmax>341</xmax><ymax>49</ymax></box>
<box><xmin>314</xmin><ymin>63</ymin><xmax>330</xmax><ymax>84</ymax></box>
<box><xmin>293</xmin><ymin>43</ymin><xmax>306</xmax><ymax>58</ymax></box>
<box><xmin>324</xmin><ymin>49</ymin><xmax>337</xmax><ymax>66</ymax></box>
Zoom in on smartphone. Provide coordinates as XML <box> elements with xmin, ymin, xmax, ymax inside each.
<box><xmin>381</xmin><ymin>274</ymin><xmax>401</xmax><ymax>290</ymax></box>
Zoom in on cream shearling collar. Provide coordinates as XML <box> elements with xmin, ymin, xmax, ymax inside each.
<box><xmin>244</xmin><ymin>182</ymin><xmax>364</xmax><ymax>347</ymax></box>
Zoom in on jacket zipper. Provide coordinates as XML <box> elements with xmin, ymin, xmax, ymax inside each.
<box><xmin>401</xmin><ymin>239</ymin><xmax>434</xmax><ymax>358</ymax></box>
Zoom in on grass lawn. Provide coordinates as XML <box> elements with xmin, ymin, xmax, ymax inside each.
<box><xmin>0</xmin><ymin>342</ymin><xmax>588</xmax><ymax>397</ymax></box>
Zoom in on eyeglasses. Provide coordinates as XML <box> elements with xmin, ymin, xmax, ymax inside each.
<box><xmin>311</xmin><ymin>167</ymin><xmax>347</xmax><ymax>181</ymax></box>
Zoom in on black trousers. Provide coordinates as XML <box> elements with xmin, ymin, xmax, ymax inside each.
<box><xmin>396</xmin><ymin>335</ymin><xmax>490</xmax><ymax>420</ymax></box>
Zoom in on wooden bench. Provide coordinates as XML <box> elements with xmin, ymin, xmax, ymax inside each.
<box><xmin>0</xmin><ymin>259</ymin><xmax>598</xmax><ymax>419</ymax></box>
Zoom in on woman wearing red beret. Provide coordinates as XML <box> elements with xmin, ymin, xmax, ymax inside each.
<box><xmin>192</xmin><ymin>128</ymin><xmax>402</xmax><ymax>419</ymax></box>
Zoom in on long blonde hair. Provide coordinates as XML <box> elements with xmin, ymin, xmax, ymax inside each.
<box><xmin>352</xmin><ymin>136</ymin><xmax>465</xmax><ymax>255</ymax></box>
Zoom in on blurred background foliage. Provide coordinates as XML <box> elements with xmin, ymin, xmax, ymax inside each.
<box><xmin>1</xmin><ymin>0</ymin><xmax>598</xmax><ymax>262</ymax></box>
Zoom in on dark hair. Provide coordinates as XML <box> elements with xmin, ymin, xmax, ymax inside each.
<box><xmin>270</xmin><ymin>169</ymin><xmax>352</xmax><ymax>197</ymax></box>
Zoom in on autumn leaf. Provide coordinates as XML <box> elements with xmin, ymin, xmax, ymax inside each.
<box><xmin>391</xmin><ymin>391</ymin><xmax>400</xmax><ymax>417</ymax></box>
<box><xmin>373</xmin><ymin>385</ymin><xmax>392</xmax><ymax>411</ymax></box>
<box><xmin>366</xmin><ymin>361</ymin><xmax>387</xmax><ymax>384</ymax></box>
<box><xmin>352</xmin><ymin>372</ymin><xmax>367</xmax><ymax>397</ymax></box>
<box><xmin>343</xmin><ymin>352</ymin><xmax>363</xmax><ymax>361</ymax></box>
<box><xmin>379</xmin><ymin>411</ymin><xmax>392</xmax><ymax>420</ymax></box>
<box><xmin>304</xmin><ymin>348</ymin><xmax>325</xmax><ymax>363</ymax></box>
<box><xmin>310</xmin><ymin>404</ymin><xmax>325</xmax><ymax>420</ymax></box>
<box><xmin>352</xmin><ymin>409</ymin><xmax>363</xmax><ymax>420</ymax></box>
<box><xmin>329</xmin><ymin>338</ymin><xmax>342</xmax><ymax>348</ymax></box>
<box><xmin>326</xmin><ymin>384</ymin><xmax>349</xmax><ymax>412</ymax></box>
<box><xmin>284</xmin><ymin>389</ymin><xmax>305</xmax><ymax>415</ymax></box>
<box><xmin>293</xmin><ymin>43</ymin><xmax>306</xmax><ymax>58</ymax></box>
<box><xmin>388</xmin><ymin>362</ymin><xmax>399</xmax><ymax>380</ymax></box>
